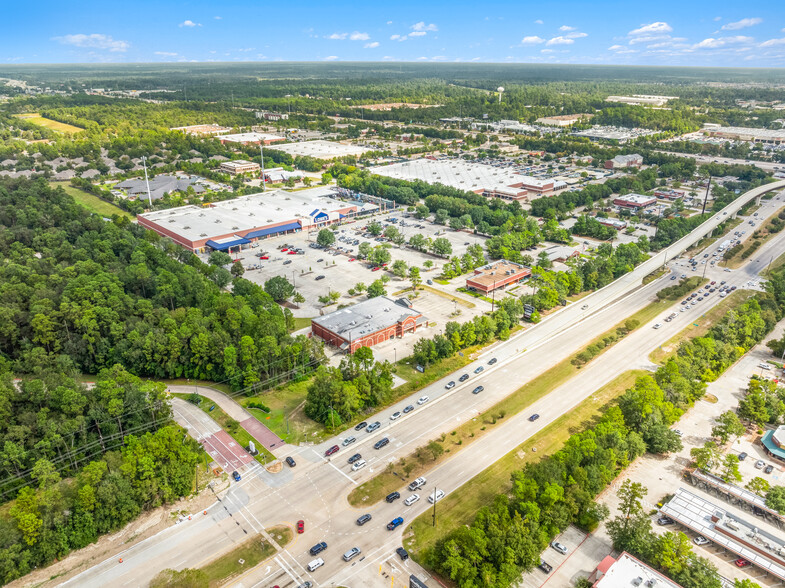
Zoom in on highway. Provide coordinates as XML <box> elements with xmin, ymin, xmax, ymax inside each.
<box><xmin>57</xmin><ymin>182</ymin><xmax>785</xmax><ymax>588</ymax></box>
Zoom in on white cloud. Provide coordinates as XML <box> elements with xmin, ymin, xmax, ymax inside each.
<box><xmin>693</xmin><ymin>35</ymin><xmax>753</xmax><ymax>48</ymax></box>
<box><xmin>349</xmin><ymin>32</ymin><xmax>370</xmax><ymax>41</ymax></box>
<box><xmin>521</xmin><ymin>36</ymin><xmax>545</xmax><ymax>44</ymax></box>
<box><xmin>760</xmin><ymin>37</ymin><xmax>785</xmax><ymax>47</ymax></box>
<box><xmin>559</xmin><ymin>25</ymin><xmax>575</xmax><ymax>31</ymax></box>
<box><xmin>154</xmin><ymin>51</ymin><xmax>178</xmax><ymax>56</ymax></box>
<box><xmin>566</xmin><ymin>31</ymin><xmax>587</xmax><ymax>39</ymax></box>
<box><xmin>386</xmin><ymin>21</ymin><xmax>393</xmax><ymax>25</ymax></box>
<box><xmin>214</xmin><ymin>16</ymin><xmax>222</xmax><ymax>20</ymax></box>
<box><xmin>409</xmin><ymin>31</ymin><xmax>427</xmax><ymax>37</ymax></box>
<box><xmin>323</xmin><ymin>55</ymin><xmax>338</xmax><ymax>61</ymax></box>
<box><xmin>541</xmin><ymin>49</ymin><xmax>555</xmax><ymax>54</ymax></box>
<box><xmin>417</xmin><ymin>56</ymin><xmax>428</xmax><ymax>60</ymax></box>
<box><xmin>327</xmin><ymin>33</ymin><xmax>347</xmax><ymax>40</ymax></box>
<box><xmin>629</xmin><ymin>22</ymin><xmax>672</xmax><ymax>36</ymax></box>
<box><xmin>721</xmin><ymin>17</ymin><xmax>762</xmax><ymax>30</ymax></box>
<box><xmin>179</xmin><ymin>20</ymin><xmax>201</xmax><ymax>27</ymax></box>
<box><xmin>364</xmin><ymin>41</ymin><xmax>380</xmax><ymax>48</ymax></box>
<box><xmin>534</xmin><ymin>19</ymin><xmax>543</xmax><ymax>25</ymax></box>
<box><xmin>53</xmin><ymin>33</ymin><xmax>130</xmax><ymax>52</ymax></box>
<box><xmin>411</xmin><ymin>22</ymin><xmax>438</xmax><ymax>32</ymax></box>
<box><xmin>546</xmin><ymin>36</ymin><xmax>574</xmax><ymax>46</ymax></box>
<box><xmin>630</xmin><ymin>34</ymin><xmax>671</xmax><ymax>45</ymax></box>
<box><xmin>607</xmin><ymin>44</ymin><xmax>624</xmax><ymax>51</ymax></box>
<box><xmin>390</xmin><ymin>34</ymin><xmax>402</xmax><ymax>41</ymax></box>
<box><xmin>713</xmin><ymin>16</ymin><xmax>722</xmax><ymax>22</ymax></box>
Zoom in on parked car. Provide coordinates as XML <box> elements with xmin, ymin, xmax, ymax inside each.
<box><xmin>735</xmin><ymin>558</ymin><xmax>751</xmax><ymax>568</ymax></box>
<box><xmin>551</xmin><ymin>541</ymin><xmax>568</xmax><ymax>555</ymax></box>
<box><xmin>693</xmin><ymin>535</ymin><xmax>709</xmax><ymax>545</ymax></box>
<box><xmin>387</xmin><ymin>517</ymin><xmax>404</xmax><ymax>530</ymax></box>
<box><xmin>657</xmin><ymin>516</ymin><xmax>674</xmax><ymax>526</ymax></box>
<box><xmin>232</xmin><ymin>470</ymin><xmax>241</xmax><ymax>482</ymax></box>
<box><xmin>285</xmin><ymin>456</ymin><xmax>296</xmax><ymax>467</ymax></box>
<box><xmin>396</xmin><ymin>547</ymin><xmax>409</xmax><ymax>561</ymax></box>
<box><xmin>538</xmin><ymin>561</ymin><xmax>553</xmax><ymax>574</ymax></box>
<box><xmin>765</xmin><ymin>465</ymin><xmax>774</xmax><ymax>474</ymax></box>
<box><xmin>283</xmin><ymin>260</ymin><xmax>292</xmax><ymax>265</ymax></box>
<box><xmin>755</xmin><ymin>460</ymin><xmax>766</xmax><ymax>470</ymax></box>
<box><xmin>297</xmin><ymin>520</ymin><xmax>305</xmax><ymax>534</ymax></box>
<box><xmin>325</xmin><ymin>445</ymin><xmax>339</xmax><ymax>457</ymax></box>
<box><xmin>738</xmin><ymin>452</ymin><xmax>748</xmax><ymax>461</ymax></box>
<box><xmin>315</xmin><ymin>275</ymin><xmax>325</xmax><ymax>280</ymax></box>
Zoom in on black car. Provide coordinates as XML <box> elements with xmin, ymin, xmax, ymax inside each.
<box><xmin>396</xmin><ymin>547</ymin><xmax>409</xmax><ymax>561</ymax></box>
<box><xmin>765</xmin><ymin>465</ymin><xmax>774</xmax><ymax>474</ymax></box>
<box><xmin>657</xmin><ymin>516</ymin><xmax>674</xmax><ymax>526</ymax></box>
<box><xmin>529</xmin><ymin>414</ymin><xmax>540</xmax><ymax>422</ymax></box>
<box><xmin>472</xmin><ymin>386</ymin><xmax>484</xmax><ymax>395</ymax></box>
<box><xmin>283</xmin><ymin>260</ymin><xmax>292</xmax><ymax>265</ymax></box>
<box><xmin>458</xmin><ymin>373</ymin><xmax>470</xmax><ymax>382</ymax></box>
<box><xmin>348</xmin><ymin>453</ymin><xmax>362</xmax><ymax>464</ymax></box>
<box><xmin>386</xmin><ymin>491</ymin><xmax>401</xmax><ymax>503</ymax></box>
<box><xmin>374</xmin><ymin>437</ymin><xmax>390</xmax><ymax>450</ymax></box>
<box><xmin>355</xmin><ymin>421</ymin><xmax>368</xmax><ymax>431</ymax></box>
<box><xmin>315</xmin><ymin>275</ymin><xmax>325</xmax><ymax>280</ymax></box>
<box><xmin>356</xmin><ymin>513</ymin><xmax>372</xmax><ymax>526</ymax></box>
<box><xmin>738</xmin><ymin>452</ymin><xmax>748</xmax><ymax>461</ymax></box>
<box><xmin>488</xmin><ymin>357</ymin><xmax>497</xmax><ymax>365</ymax></box>
<box><xmin>474</xmin><ymin>366</ymin><xmax>484</xmax><ymax>374</ymax></box>
<box><xmin>285</xmin><ymin>456</ymin><xmax>296</xmax><ymax>467</ymax></box>
<box><xmin>309</xmin><ymin>541</ymin><xmax>327</xmax><ymax>556</ymax></box>
<box><xmin>538</xmin><ymin>561</ymin><xmax>553</xmax><ymax>574</ymax></box>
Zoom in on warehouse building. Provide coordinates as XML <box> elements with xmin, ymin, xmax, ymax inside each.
<box><xmin>588</xmin><ymin>552</ymin><xmax>681</xmax><ymax>587</ymax></box>
<box><xmin>605</xmin><ymin>94</ymin><xmax>677</xmax><ymax>106</ymax></box>
<box><xmin>703</xmin><ymin>126</ymin><xmax>785</xmax><ymax>145</ymax></box>
<box><xmin>465</xmin><ymin>260</ymin><xmax>530</xmax><ymax>294</ymax></box>
<box><xmin>604</xmin><ymin>154</ymin><xmax>643</xmax><ymax>169</ymax></box>
<box><xmin>613</xmin><ymin>193</ymin><xmax>657</xmax><ymax>209</ymax></box>
<box><xmin>535</xmin><ymin>113</ymin><xmax>593</xmax><ymax>127</ymax></box>
<box><xmin>369</xmin><ymin>158</ymin><xmax>558</xmax><ymax>202</ymax></box>
<box><xmin>219</xmin><ymin>132</ymin><xmax>286</xmax><ymax>146</ymax></box>
<box><xmin>311</xmin><ymin>296</ymin><xmax>427</xmax><ymax>353</ymax></box>
<box><xmin>170</xmin><ymin>124</ymin><xmax>232</xmax><ymax>136</ymax></box>
<box><xmin>137</xmin><ymin>186</ymin><xmax>377</xmax><ymax>252</ymax></box>
<box><xmin>220</xmin><ymin>160</ymin><xmax>261</xmax><ymax>175</ymax></box>
<box><xmin>597</xmin><ymin>217</ymin><xmax>628</xmax><ymax>230</ymax></box>
<box><xmin>270</xmin><ymin>139</ymin><xmax>372</xmax><ymax>160</ymax></box>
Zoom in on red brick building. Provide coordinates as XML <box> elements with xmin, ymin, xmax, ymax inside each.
<box><xmin>465</xmin><ymin>260</ymin><xmax>531</xmax><ymax>294</ymax></box>
<box><xmin>311</xmin><ymin>296</ymin><xmax>427</xmax><ymax>353</ymax></box>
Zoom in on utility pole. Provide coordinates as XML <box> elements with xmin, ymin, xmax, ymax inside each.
<box><xmin>141</xmin><ymin>156</ymin><xmax>152</xmax><ymax>208</ymax></box>
<box><xmin>260</xmin><ymin>143</ymin><xmax>266</xmax><ymax>192</ymax></box>
<box><xmin>701</xmin><ymin>175</ymin><xmax>712</xmax><ymax>215</ymax></box>
<box><xmin>431</xmin><ymin>486</ymin><xmax>437</xmax><ymax>527</ymax></box>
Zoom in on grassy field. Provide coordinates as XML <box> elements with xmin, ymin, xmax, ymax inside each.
<box><xmin>198</xmin><ymin>526</ymin><xmax>290</xmax><ymax>588</ymax></box>
<box><xmin>347</xmin><ymin>298</ymin><xmax>671</xmax><ymax>506</ymax></box>
<box><xmin>14</xmin><ymin>113</ymin><xmax>83</xmax><ymax>134</ymax></box>
<box><xmin>649</xmin><ymin>289</ymin><xmax>756</xmax><ymax>364</ymax></box>
<box><xmin>172</xmin><ymin>393</ymin><xmax>275</xmax><ymax>461</ymax></box>
<box><xmin>51</xmin><ymin>181</ymin><xmax>132</xmax><ymax>219</ymax></box>
<box><xmin>240</xmin><ymin>379</ymin><xmax>324</xmax><ymax>444</ymax></box>
<box><xmin>404</xmin><ymin>369</ymin><xmax>647</xmax><ymax>559</ymax></box>
<box><xmin>290</xmin><ymin>316</ymin><xmax>313</xmax><ymax>331</ymax></box>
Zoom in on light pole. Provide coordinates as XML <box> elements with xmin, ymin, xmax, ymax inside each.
<box><xmin>431</xmin><ymin>486</ymin><xmax>437</xmax><ymax>527</ymax></box>
<box><xmin>394</xmin><ymin>347</ymin><xmax>397</xmax><ymax>363</ymax></box>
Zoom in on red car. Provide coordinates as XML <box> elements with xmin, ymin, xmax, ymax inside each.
<box><xmin>281</xmin><ymin>248</ymin><xmax>289</xmax><ymax>252</ymax></box>
<box><xmin>349</xmin><ymin>258</ymin><xmax>356</xmax><ymax>262</ymax></box>
<box><xmin>325</xmin><ymin>445</ymin><xmax>339</xmax><ymax>457</ymax></box>
<box><xmin>288</xmin><ymin>250</ymin><xmax>297</xmax><ymax>255</ymax></box>
<box><xmin>372</xmin><ymin>266</ymin><xmax>381</xmax><ymax>272</ymax></box>
<box><xmin>735</xmin><ymin>558</ymin><xmax>751</xmax><ymax>568</ymax></box>
<box><xmin>297</xmin><ymin>520</ymin><xmax>305</xmax><ymax>534</ymax></box>
<box><xmin>260</xmin><ymin>255</ymin><xmax>269</xmax><ymax>260</ymax></box>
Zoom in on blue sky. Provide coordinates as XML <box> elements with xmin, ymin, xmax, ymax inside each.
<box><xmin>3</xmin><ymin>0</ymin><xmax>785</xmax><ymax>66</ymax></box>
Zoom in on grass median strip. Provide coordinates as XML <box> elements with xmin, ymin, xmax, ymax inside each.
<box><xmin>403</xmin><ymin>369</ymin><xmax>647</xmax><ymax>558</ymax></box>
<box><xmin>649</xmin><ymin>289</ymin><xmax>755</xmax><ymax>364</ymax></box>
<box><xmin>347</xmin><ymin>297</ymin><xmax>672</xmax><ymax>507</ymax></box>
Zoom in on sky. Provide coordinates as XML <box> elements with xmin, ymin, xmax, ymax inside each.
<box><xmin>2</xmin><ymin>0</ymin><xmax>785</xmax><ymax>67</ymax></box>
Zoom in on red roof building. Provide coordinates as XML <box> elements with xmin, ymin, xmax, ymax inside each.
<box><xmin>465</xmin><ymin>260</ymin><xmax>531</xmax><ymax>294</ymax></box>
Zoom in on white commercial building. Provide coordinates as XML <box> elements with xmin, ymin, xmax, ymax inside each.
<box><xmin>270</xmin><ymin>140</ymin><xmax>372</xmax><ymax>160</ymax></box>
<box><xmin>219</xmin><ymin>132</ymin><xmax>286</xmax><ymax>145</ymax></box>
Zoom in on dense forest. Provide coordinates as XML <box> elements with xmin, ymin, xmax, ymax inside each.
<box><xmin>0</xmin><ymin>178</ymin><xmax>323</xmax><ymax>390</ymax></box>
<box><xmin>424</xmin><ymin>282</ymin><xmax>785</xmax><ymax>588</ymax></box>
<box><xmin>0</xmin><ymin>365</ymin><xmax>202</xmax><ymax>584</ymax></box>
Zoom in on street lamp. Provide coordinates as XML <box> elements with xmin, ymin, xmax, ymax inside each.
<box><xmin>394</xmin><ymin>347</ymin><xmax>397</xmax><ymax>363</ymax></box>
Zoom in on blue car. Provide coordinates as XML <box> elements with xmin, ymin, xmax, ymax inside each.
<box><xmin>387</xmin><ymin>517</ymin><xmax>404</xmax><ymax>530</ymax></box>
<box><xmin>232</xmin><ymin>470</ymin><xmax>241</xmax><ymax>481</ymax></box>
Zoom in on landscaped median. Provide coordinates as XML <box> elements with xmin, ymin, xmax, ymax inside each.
<box><xmin>403</xmin><ymin>369</ymin><xmax>647</xmax><ymax>557</ymax></box>
<box><xmin>347</xmin><ymin>294</ymin><xmax>678</xmax><ymax>507</ymax></box>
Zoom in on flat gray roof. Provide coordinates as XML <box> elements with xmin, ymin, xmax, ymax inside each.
<box><xmin>312</xmin><ymin>296</ymin><xmax>425</xmax><ymax>341</ymax></box>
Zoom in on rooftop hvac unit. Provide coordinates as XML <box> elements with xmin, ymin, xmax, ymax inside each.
<box><xmin>168</xmin><ymin>219</ymin><xmax>175</xmax><ymax>223</ymax></box>
<box><xmin>232</xmin><ymin>226</ymin><xmax>239</xmax><ymax>230</ymax></box>
<box><xmin>183</xmin><ymin>226</ymin><xmax>190</xmax><ymax>230</ymax></box>
<box><xmin>215</xmin><ymin>219</ymin><xmax>221</xmax><ymax>223</ymax></box>
<box><xmin>200</xmin><ymin>233</ymin><xmax>207</xmax><ymax>237</ymax></box>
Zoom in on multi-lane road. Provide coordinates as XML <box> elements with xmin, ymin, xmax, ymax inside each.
<box><xmin>58</xmin><ymin>182</ymin><xmax>785</xmax><ymax>588</ymax></box>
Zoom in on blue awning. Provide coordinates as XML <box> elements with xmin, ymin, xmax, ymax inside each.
<box><xmin>206</xmin><ymin>237</ymin><xmax>250</xmax><ymax>251</ymax></box>
<box><xmin>245</xmin><ymin>221</ymin><xmax>301</xmax><ymax>240</ymax></box>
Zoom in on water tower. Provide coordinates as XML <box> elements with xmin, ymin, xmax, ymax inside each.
<box><xmin>497</xmin><ymin>86</ymin><xmax>504</xmax><ymax>104</ymax></box>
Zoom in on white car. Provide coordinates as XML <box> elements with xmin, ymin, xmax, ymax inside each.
<box><xmin>417</xmin><ymin>395</ymin><xmax>430</xmax><ymax>405</ymax></box>
<box><xmin>342</xmin><ymin>436</ymin><xmax>356</xmax><ymax>446</ymax></box>
<box><xmin>351</xmin><ymin>459</ymin><xmax>367</xmax><ymax>471</ymax></box>
<box><xmin>427</xmin><ymin>489</ymin><xmax>445</xmax><ymax>504</ymax></box>
<box><xmin>653</xmin><ymin>323</ymin><xmax>662</xmax><ymax>329</ymax></box>
<box><xmin>404</xmin><ymin>493</ymin><xmax>420</xmax><ymax>506</ymax></box>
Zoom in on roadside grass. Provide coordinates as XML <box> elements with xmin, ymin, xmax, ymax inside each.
<box><xmin>172</xmin><ymin>393</ymin><xmax>275</xmax><ymax>462</ymax></box>
<box><xmin>649</xmin><ymin>289</ymin><xmax>756</xmax><ymax>364</ymax></box>
<box><xmin>199</xmin><ymin>528</ymin><xmax>289</xmax><ymax>588</ymax></box>
<box><xmin>291</xmin><ymin>316</ymin><xmax>313</xmax><ymax>331</ymax></box>
<box><xmin>723</xmin><ymin>207</ymin><xmax>784</xmax><ymax>269</ymax></box>
<box><xmin>404</xmin><ymin>369</ymin><xmax>647</xmax><ymax>558</ymax></box>
<box><xmin>241</xmin><ymin>379</ymin><xmax>325</xmax><ymax>444</ymax></box>
<box><xmin>14</xmin><ymin>113</ymin><xmax>83</xmax><ymax>133</ymax></box>
<box><xmin>51</xmin><ymin>181</ymin><xmax>132</xmax><ymax>219</ymax></box>
<box><xmin>347</xmin><ymin>299</ymin><xmax>671</xmax><ymax>507</ymax></box>
<box><xmin>420</xmin><ymin>284</ymin><xmax>475</xmax><ymax>308</ymax></box>
<box><xmin>643</xmin><ymin>267</ymin><xmax>668</xmax><ymax>285</ymax></box>
<box><xmin>765</xmin><ymin>250</ymin><xmax>785</xmax><ymax>276</ymax></box>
